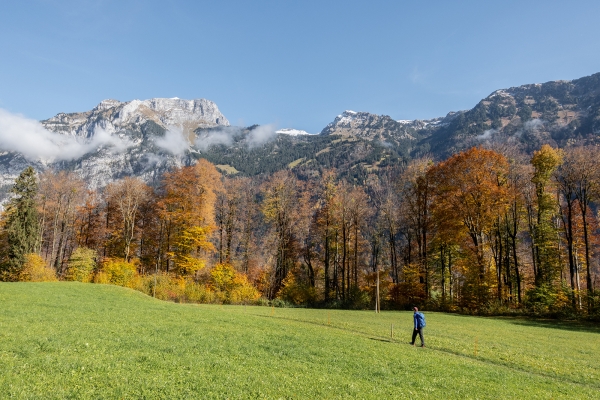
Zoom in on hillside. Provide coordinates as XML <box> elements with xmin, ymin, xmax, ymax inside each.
<box><xmin>1</xmin><ymin>282</ymin><xmax>599</xmax><ymax>398</ymax></box>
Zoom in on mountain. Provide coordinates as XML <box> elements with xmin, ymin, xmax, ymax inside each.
<box><xmin>43</xmin><ymin>97</ymin><xmax>229</xmax><ymax>138</ymax></box>
<box><xmin>424</xmin><ymin>73</ymin><xmax>600</xmax><ymax>156</ymax></box>
<box><xmin>0</xmin><ymin>98</ymin><xmax>230</xmax><ymax>200</ymax></box>
<box><xmin>1</xmin><ymin>72</ymin><xmax>600</xmax><ymax>201</ymax></box>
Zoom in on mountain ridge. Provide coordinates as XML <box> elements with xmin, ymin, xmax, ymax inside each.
<box><xmin>1</xmin><ymin>72</ymin><xmax>600</xmax><ymax>201</ymax></box>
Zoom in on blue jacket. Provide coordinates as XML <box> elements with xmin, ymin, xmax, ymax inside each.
<box><xmin>414</xmin><ymin>312</ymin><xmax>425</xmax><ymax>329</ymax></box>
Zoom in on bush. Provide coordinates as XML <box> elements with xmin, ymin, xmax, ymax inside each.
<box><xmin>229</xmin><ymin>273</ymin><xmax>261</xmax><ymax>304</ymax></box>
<box><xmin>525</xmin><ymin>284</ymin><xmax>572</xmax><ymax>316</ymax></box>
<box><xmin>95</xmin><ymin>258</ymin><xmax>138</xmax><ymax>287</ymax></box>
<box><xmin>65</xmin><ymin>247</ymin><xmax>96</xmax><ymax>282</ymax></box>
<box><xmin>20</xmin><ymin>253</ymin><xmax>57</xmax><ymax>282</ymax></box>
<box><xmin>271</xmin><ymin>298</ymin><xmax>292</xmax><ymax>308</ymax></box>
<box><xmin>256</xmin><ymin>297</ymin><xmax>270</xmax><ymax>306</ymax></box>
<box><xmin>210</xmin><ymin>263</ymin><xmax>261</xmax><ymax>304</ymax></box>
<box><xmin>136</xmin><ymin>273</ymin><xmax>218</xmax><ymax>303</ymax></box>
<box><xmin>277</xmin><ymin>272</ymin><xmax>318</xmax><ymax>306</ymax></box>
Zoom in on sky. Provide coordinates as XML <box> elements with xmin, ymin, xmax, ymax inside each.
<box><xmin>1</xmin><ymin>0</ymin><xmax>600</xmax><ymax>134</ymax></box>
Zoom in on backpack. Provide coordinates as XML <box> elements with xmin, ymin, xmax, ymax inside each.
<box><xmin>416</xmin><ymin>312</ymin><xmax>426</xmax><ymax>328</ymax></box>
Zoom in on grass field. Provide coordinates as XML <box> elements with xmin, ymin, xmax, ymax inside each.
<box><xmin>1</xmin><ymin>283</ymin><xmax>599</xmax><ymax>399</ymax></box>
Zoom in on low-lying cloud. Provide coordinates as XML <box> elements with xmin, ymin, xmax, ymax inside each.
<box><xmin>246</xmin><ymin>124</ymin><xmax>277</xmax><ymax>147</ymax></box>
<box><xmin>195</xmin><ymin>128</ymin><xmax>235</xmax><ymax>150</ymax></box>
<box><xmin>476</xmin><ymin>119</ymin><xmax>544</xmax><ymax>142</ymax></box>
<box><xmin>194</xmin><ymin>124</ymin><xmax>278</xmax><ymax>150</ymax></box>
<box><xmin>0</xmin><ymin>108</ymin><xmax>132</xmax><ymax>162</ymax></box>
<box><xmin>477</xmin><ymin>128</ymin><xmax>497</xmax><ymax>141</ymax></box>
<box><xmin>523</xmin><ymin>118</ymin><xmax>543</xmax><ymax>132</ymax></box>
<box><xmin>155</xmin><ymin>127</ymin><xmax>189</xmax><ymax>155</ymax></box>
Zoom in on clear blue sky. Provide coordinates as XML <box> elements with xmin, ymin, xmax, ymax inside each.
<box><xmin>1</xmin><ymin>0</ymin><xmax>600</xmax><ymax>133</ymax></box>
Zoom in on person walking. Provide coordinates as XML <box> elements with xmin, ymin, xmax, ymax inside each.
<box><xmin>411</xmin><ymin>307</ymin><xmax>426</xmax><ymax>347</ymax></box>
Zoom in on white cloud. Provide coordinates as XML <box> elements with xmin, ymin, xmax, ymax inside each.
<box><xmin>0</xmin><ymin>108</ymin><xmax>132</xmax><ymax>162</ymax></box>
<box><xmin>247</xmin><ymin>124</ymin><xmax>277</xmax><ymax>148</ymax></box>
<box><xmin>194</xmin><ymin>128</ymin><xmax>235</xmax><ymax>150</ymax></box>
<box><xmin>194</xmin><ymin>124</ymin><xmax>278</xmax><ymax>150</ymax></box>
<box><xmin>514</xmin><ymin>118</ymin><xmax>544</xmax><ymax>138</ymax></box>
<box><xmin>477</xmin><ymin>128</ymin><xmax>497</xmax><ymax>141</ymax></box>
<box><xmin>155</xmin><ymin>127</ymin><xmax>189</xmax><ymax>155</ymax></box>
<box><xmin>524</xmin><ymin>118</ymin><xmax>543</xmax><ymax>131</ymax></box>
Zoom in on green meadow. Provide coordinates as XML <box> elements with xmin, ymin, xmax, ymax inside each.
<box><xmin>1</xmin><ymin>283</ymin><xmax>598</xmax><ymax>399</ymax></box>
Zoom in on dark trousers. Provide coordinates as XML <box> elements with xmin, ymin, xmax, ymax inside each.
<box><xmin>411</xmin><ymin>328</ymin><xmax>424</xmax><ymax>346</ymax></box>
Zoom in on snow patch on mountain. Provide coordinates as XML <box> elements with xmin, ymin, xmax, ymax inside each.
<box><xmin>276</xmin><ymin>128</ymin><xmax>312</xmax><ymax>136</ymax></box>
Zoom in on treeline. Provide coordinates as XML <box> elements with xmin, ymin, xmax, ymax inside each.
<box><xmin>1</xmin><ymin>145</ymin><xmax>599</xmax><ymax>317</ymax></box>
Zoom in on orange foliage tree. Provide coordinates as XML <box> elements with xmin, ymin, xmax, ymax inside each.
<box><xmin>428</xmin><ymin>147</ymin><xmax>509</xmax><ymax>305</ymax></box>
<box><xmin>158</xmin><ymin>159</ymin><xmax>222</xmax><ymax>275</ymax></box>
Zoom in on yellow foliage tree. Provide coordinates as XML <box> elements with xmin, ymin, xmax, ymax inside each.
<box><xmin>159</xmin><ymin>160</ymin><xmax>222</xmax><ymax>275</ymax></box>
<box><xmin>94</xmin><ymin>258</ymin><xmax>138</xmax><ymax>288</ymax></box>
<box><xmin>210</xmin><ymin>263</ymin><xmax>260</xmax><ymax>303</ymax></box>
<box><xmin>20</xmin><ymin>253</ymin><xmax>57</xmax><ymax>282</ymax></box>
<box><xmin>65</xmin><ymin>247</ymin><xmax>96</xmax><ymax>282</ymax></box>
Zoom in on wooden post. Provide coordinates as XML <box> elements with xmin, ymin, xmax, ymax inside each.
<box><xmin>376</xmin><ymin>268</ymin><xmax>380</xmax><ymax>313</ymax></box>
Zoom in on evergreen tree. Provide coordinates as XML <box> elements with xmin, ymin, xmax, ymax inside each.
<box><xmin>0</xmin><ymin>166</ymin><xmax>40</xmax><ymax>281</ymax></box>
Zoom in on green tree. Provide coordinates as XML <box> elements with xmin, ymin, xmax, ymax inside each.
<box><xmin>65</xmin><ymin>247</ymin><xmax>97</xmax><ymax>282</ymax></box>
<box><xmin>0</xmin><ymin>166</ymin><xmax>40</xmax><ymax>281</ymax></box>
<box><xmin>530</xmin><ymin>145</ymin><xmax>563</xmax><ymax>287</ymax></box>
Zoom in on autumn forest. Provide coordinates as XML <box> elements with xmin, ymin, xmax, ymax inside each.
<box><xmin>2</xmin><ymin>144</ymin><xmax>599</xmax><ymax>317</ymax></box>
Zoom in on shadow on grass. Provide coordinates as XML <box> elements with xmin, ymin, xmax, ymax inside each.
<box><xmin>504</xmin><ymin>318</ymin><xmax>600</xmax><ymax>334</ymax></box>
<box><xmin>368</xmin><ymin>337</ymin><xmax>393</xmax><ymax>343</ymax></box>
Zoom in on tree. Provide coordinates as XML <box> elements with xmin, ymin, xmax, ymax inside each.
<box><xmin>158</xmin><ymin>159</ymin><xmax>221</xmax><ymax>275</ymax></box>
<box><xmin>565</xmin><ymin>146</ymin><xmax>600</xmax><ymax>310</ymax></box>
<box><xmin>530</xmin><ymin>144</ymin><xmax>563</xmax><ymax>287</ymax></box>
<box><xmin>428</xmin><ymin>147</ymin><xmax>509</xmax><ymax>304</ymax></box>
<box><xmin>261</xmin><ymin>170</ymin><xmax>300</xmax><ymax>297</ymax></box>
<box><xmin>38</xmin><ymin>170</ymin><xmax>85</xmax><ymax>274</ymax></box>
<box><xmin>398</xmin><ymin>158</ymin><xmax>433</xmax><ymax>299</ymax></box>
<box><xmin>314</xmin><ymin>170</ymin><xmax>338</xmax><ymax>302</ymax></box>
<box><xmin>20</xmin><ymin>253</ymin><xmax>57</xmax><ymax>282</ymax></box>
<box><xmin>0</xmin><ymin>166</ymin><xmax>40</xmax><ymax>280</ymax></box>
<box><xmin>105</xmin><ymin>177</ymin><xmax>151</xmax><ymax>261</ymax></box>
<box><xmin>65</xmin><ymin>247</ymin><xmax>97</xmax><ymax>282</ymax></box>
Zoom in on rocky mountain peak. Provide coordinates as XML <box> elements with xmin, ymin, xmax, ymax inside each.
<box><xmin>42</xmin><ymin>97</ymin><xmax>229</xmax><ymax>138</ymax></box>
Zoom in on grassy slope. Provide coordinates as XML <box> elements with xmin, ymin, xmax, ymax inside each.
<box><xmin>0</xmin><ymin>283</ymin><xmax>598</xmax><ymax>399</ymax></box>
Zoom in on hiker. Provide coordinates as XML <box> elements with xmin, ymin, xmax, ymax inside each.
<box><xmin>411</xmin><ymin>307</ymin><xmax>426</xmax><ymax>347</ymax></box>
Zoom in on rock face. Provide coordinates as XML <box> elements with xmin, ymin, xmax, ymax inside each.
<box><xmin>320</xmin><ymin>110</ymin><xmax>422</xmax><ymax>140</ymax></box>
<box><xmin>43</xmin><ymin>97</ymin><xmax>229</xmax><ymax>138</ymax></box>
<box><xmin>319</xmin><ymin>72</ymin><xmax>600</xmax><ymax>158</ymax></box>
<box><xmin>0</xmin><ymin>98</ymin><xmax>230</xmax><ymax>201</ymax></box>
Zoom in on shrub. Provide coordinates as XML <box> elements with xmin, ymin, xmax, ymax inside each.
<box><xmin>256</xmin><ymin>297</ymin><xmax>270</xmax><ymax>306</ymax></box>
<box><xmin>210</xmin><ymin>263</ymin><xmax>236</xmax><ymax>292</ymax></box>
<box><xmin>229</xmin><ymin>273</ymin><xmax>261</xmax><ymax>304</ymax></box>
<box><xmin>278</xmin><ymin>272</ymin><xmax>318</xmax><ymax>306</ymax></box>
<box><xmin>525</xmin><ymin>284</ymin><xmax>572</xmax><ymax>316</ymax></box>
<box><xmin>20</xmin><ymin>253</ymin><xmax>57</xmax><ymax>282</ymax></box>
<box><xmin>65</xmin><ymin>247</ymin><xmax>96</xmax><ymax>282</ymax></box>
<box><xmin>271</xmin><ymin>298</ymin><xmax>292</xmax><ymax>308</ymax></box>
<box><xmin>95</xmin><ymin>258</ymin><xmax>138</xmax><ymax>288</ymax></box>
<box><xmin>184</xmin><ymin>280</ymin><xmax>216</xmax><ymax>303</ymax></box>
<box><xmin>210</xmin><ymin>263</ymin><xmax>261</xmax><ymax>304</ymax></box>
